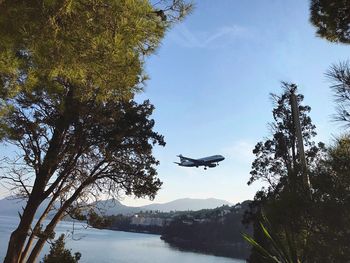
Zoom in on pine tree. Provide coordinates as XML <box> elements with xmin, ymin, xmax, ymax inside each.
<box><xmin>310</xmin><ymin>0</ymin><xmax>350</xmax><ymax>44</ymax></box>
<box><xmin>0</xmin><ymin>1</ymin><xmax>192</xmax><ymax>262</ymax></box>
<box><xmin>41</xmin><ymin>234</ymin><xmax>81</xmax><ymax>263</ymax></box>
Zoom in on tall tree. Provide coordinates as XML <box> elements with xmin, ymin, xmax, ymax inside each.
<box><xmin>0</xmin><ymin>1</ymin><xmax>192</xmax><ymax>262</ymax></box>
<box><xmin>248</xmin><ymin>83</ymin><xmax>320</xmax><ymax>192</ymax></box>
<box><xmin>310</xmin><ymin>0</ymin><xmax>350</xmax><ymax>44</ymax></box>
<box><xmin>245</xmin><ymin>84</ymin><xmax>350</xmax><ymax>262</ymax></box>
<box><xmin>245</xmin><ymin>84</ymin><xmax>325</xmax><ymax>262</ymax></box>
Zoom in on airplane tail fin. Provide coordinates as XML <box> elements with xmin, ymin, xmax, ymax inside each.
<box><xmin>177</xmin><ymin>154</ymin><xmax>185</xmax><ymax>162</ymax></box>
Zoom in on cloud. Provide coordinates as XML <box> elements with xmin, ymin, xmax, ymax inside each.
<box><xmin>168</xmin><ymin>24</ymin><xmax>250</xmax><ymax>49</ymax></box>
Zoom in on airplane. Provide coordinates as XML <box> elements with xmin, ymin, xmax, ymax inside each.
<box><xmin>174</xmin><ymin>154</ymin><xmax>225</xmax><ymax>170</ymax></box>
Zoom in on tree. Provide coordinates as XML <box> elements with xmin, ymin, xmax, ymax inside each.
<box><xmin>87</xmin><ymin>210</ymin><xmax>111</xmax><ymax>229</ymax></box>
<box><xmin>243</xmin><ymin>214</ymin><xmax>299</xmax><ymax>263</ymax></box>
<box><xmin>41</xmin><ymin>234</ymin><xmax>81</xmax><ymax>263</ymax></box>
<box><xmin>248</xmin><ymin>83</ymin><xmax>321</xmax><ymax>192</ymax></box>
<box><xmin>2</xmin><ymin>96</ymin><xmax>166</xmax><ymax>263</ymax></box>
<box><xmin>245</xmin><ymin>134</ymin><xmax>350</xmax><ymax>262</ymax></box>
<box><xmin>0</xmin><ymin>1</ymin><xmax>192</xmax><ymax>262</ymax></box>
<box><xmin>245</xmin><ymin>84</ymin><xmax>350</xmax><ymax>262</ymax></box>
<box><xmin>326</xmin><ymin>61</ymin><xmax>350</xmax><ymax>127</ymax></box>
<box><xmin>245</xmin><ymin>84</ymin><xmax>325</xmax><ymax>262</ymax></box>
<box><xmin>307</xmin><ymin>135</ymin><xmax>350</xmax><ymax>262</ymax></box>
<box><xmin>310</xmin><ymin>0</ymin><xmax>350</xmax><ymax>44</ymax></box>
<box><xmin>0</xmin><ymin>0</ymin><xmax>192</xmax><ymax>101</ymax></box>
<box><xmin>309</xmin><ymin>1</ymin><xmax>350</xmax><ymax>128</ymax></box>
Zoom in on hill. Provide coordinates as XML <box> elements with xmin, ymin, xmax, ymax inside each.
<box><xmin>141</xmin><ymin>198</ymin><xmax>232</xmax><ymax>212</ymax></box>
<box><xmin>0</xmin><ymin>196</ymin><xmax>232</xmax><ymax>217</ymax></box>
<box><xmin>93</xmin><ymin>198</ymin><xmax>232</xmax><ymax>215</ymax></box>
<box><xmin>0</xmin><ymin>197</ymin><xmax>52</xmax><ymax>218</ymax></box>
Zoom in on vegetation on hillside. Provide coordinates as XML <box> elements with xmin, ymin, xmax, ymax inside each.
<box><xmin>84</xmin><ymin>202</ymin><xmax>251</xmax><ymax>259</ymax></box>
<box><xmin>161</xmin><ymin>202</ymin><xmax>252</xmax><ymax>259</ymax></box>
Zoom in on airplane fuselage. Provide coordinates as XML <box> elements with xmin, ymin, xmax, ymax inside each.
<box><xmin>175</xmin><ymin>154</ymin><xmax>225</xmax><ymax>169</ymax></box>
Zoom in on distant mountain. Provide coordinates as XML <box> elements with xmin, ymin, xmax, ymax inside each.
<box><xmin>0</xmin><ymin>196</ymin><xmax>233</xmax><ymax>217</ymax></box>
<box><xmin>93</xmin><ymin>198</ymin><xmax>232</xmax><ymax>215</ymax></box>
<box><xmin>0</xmin><ymin>197</ymin><xmax>26</xmax><ymax>217</ymax></box>
<box><xmin>141</xmin><ymin>198</ymin><xmax>232</xmax><ymax>212</ymax></box>
<box><xmin>93</xmin><ymin>199</ymin><xmax>140</xmax><ymax>215</ymax></box>
<box><xmin>0</xmin><ymin>197</ymin><xmax>52</xmax><ymax>218</ymax></box>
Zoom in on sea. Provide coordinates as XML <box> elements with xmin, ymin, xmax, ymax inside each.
<box><xmin>0</xmin><ymin>216</ymin><xmax>245</xmax><ymax>263</ymax></box>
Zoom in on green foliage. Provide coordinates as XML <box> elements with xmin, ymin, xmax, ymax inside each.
<box><xmin>246</xmin><ymin>85</ymin><xmax>350</xmax><ymax>262</ymax></box>
<box><xmin>0</xmin><ymin>1</ymin><xmax>192</xmax><ymax>262</ymax></box>
<box><xmin>310</xmin><ymin>0</ymin><xmax>350</xmax><ymax>44</ymax></box>
<box><xmin>107</xmin><ymin>214</ymin><xmax>132</xmax><ymax>230</ymax></box>
<box><xmin>328</xmin><ymin>135</ymin><xmax>350</xmax><ymax>173</ymax></box>
<box><xmin>245</xmin><ymin>85</ymin><xmax>327</xmax><ymax>262</ymax></box>
<box><xmin>162</xmin><ymin>202</ymin><xmax>251</xmax><ymax>259</ymax></box>
<box><xmin>0</xmin><ymin>0</ymin><xmax>175</xmax><ymax>101</ymax></box>
<box><xmin>326</xmin><ymin>61</ymin><xmax>350</xmax><ymax>127</ymax></box>
<box><xmin>0</xmin><ymin>0</ymin><xmax>192</xmax><ymax>128</ymax></box>
<box><xmin>41</xmin><ymin>234</ymin><xmax>81</xmax><ymax>263</ymax></box>
<box><xmin>2</xmin><ymin>95</ymin><xmax>166</xmax><ymax>261</ymax></box>
<box><xmin>307</xmin><ymin>135</ymin><xmax>350</xmax><ymax>262</ymax></box>
<box><xmin>248</xmin><ymin>83</ymin><xmax>322</xmax><ymax>191</ymax></box>
<box><xmin>1</xmin><ymin>93</ymin><xmax>165</xmax><ymax>198</ymax></box>
<box><xmin>87</xmin><ymin>210</ymin><xmax>111</xmax><ymax>229</ymax></box>
<box><xmin>243</xmin><ymin>214</ymin><xmax>300</xmax><ymax>263</ymax></box>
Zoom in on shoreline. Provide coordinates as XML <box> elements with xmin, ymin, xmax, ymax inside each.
<box><xmin>96</xmin><ymin>224</ymin><xmax>249</xmax><ymax>260</ymax></box>
<box><xmin>161</xmin><ymin>235</ymin><xmax>250</xmax><ymax>260</ymax></box>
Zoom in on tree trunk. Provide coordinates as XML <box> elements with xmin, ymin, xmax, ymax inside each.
<box><xmin>19</xmin><ymin>191</ymin><xmax>59</xmax><ymax>263</ymax></box>
<box><xmin>3</xmin><ymin>193</ymin><xmax>42</xmax><ymax>263</ymax></box>
<box><xmin>3</xmin><ymin>87</ymin><xmax>75</xmax><ymax>263</ymax></box>
<box><xmin>26</xmin><ymin>214</ymin><xmax>65</xmax><ymax>263</ymax></box>
<box><xmin>26</xmin><ymin>181</ymin><xmax>90</xmax><ymax>263</ymax></box>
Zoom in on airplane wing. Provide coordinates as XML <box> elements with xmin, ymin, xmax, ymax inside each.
<box><xmin>177</xmin><ymin>155</ymin><xmax>202</xmax><ymax>164</ymax></box>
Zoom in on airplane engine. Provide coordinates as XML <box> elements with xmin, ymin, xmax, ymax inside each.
<box><xmin>208</xmin><ymin>163</ymin><xmax>216</xmax><ymax>168</ymax></box>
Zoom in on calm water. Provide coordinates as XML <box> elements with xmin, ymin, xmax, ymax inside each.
<box><xmin>0</xmin><ymin>216</ymin><xmax>245</xmax><ymax>263</ymax></box>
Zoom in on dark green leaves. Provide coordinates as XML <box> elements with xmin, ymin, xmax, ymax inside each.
<box><xmin>310</xmin><ymin>0</ymin><xmax>350</xmax><ymax>44</ymax></box>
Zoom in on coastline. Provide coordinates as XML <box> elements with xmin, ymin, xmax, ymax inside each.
<box><xmin>96</xmin><ymin>224</ymin><xmax>249</xmax><ymax>260</ymax></box>
<box><xmin>161</xmin><ymin>235</ymin><xmax>250</xmax><ymax>260</ymax></box>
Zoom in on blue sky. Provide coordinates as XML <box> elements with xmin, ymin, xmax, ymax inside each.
<box><xmin>1</xmin><ymin>0</ymin><xmax>349</xmax><ymax>206</ymax></box>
